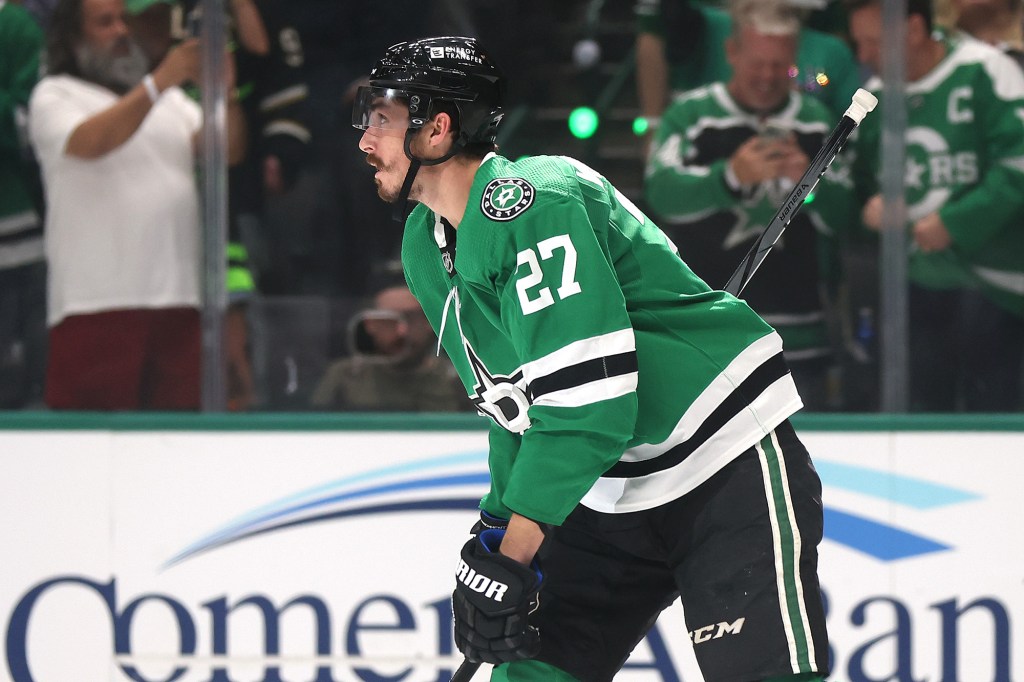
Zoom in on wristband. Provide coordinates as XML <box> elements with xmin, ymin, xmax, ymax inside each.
<box><xmin>724</xmin><ymin>161</ymin><xmax>743</xmax><ymax>192</ymax></box>
<box><xmin>142</xmin><ymin>74</ymin><xmax>161</xmax><ymax>105</ymax></box>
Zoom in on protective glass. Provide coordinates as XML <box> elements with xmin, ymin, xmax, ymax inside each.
<box><xmin>351</xmin><ymin>86</ymin><xmax>425</xmax><ymax>134</ymax></box>
<box><xmin>347</xmin><ymin>308</ymin><xmax>431</xmax><ymax>357</ymax></box>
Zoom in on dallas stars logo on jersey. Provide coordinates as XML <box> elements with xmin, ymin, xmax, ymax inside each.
<box><xmin>902</xmin><ymin>126</ymin><xmax>979</xmax><ymax>221</ymax></box>
<box><xmin>481</xmin><ymin>178</ymin><xmax>535</xmax><ymax>221</ymax></box>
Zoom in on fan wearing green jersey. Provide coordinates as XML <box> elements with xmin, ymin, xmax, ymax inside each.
<box><xmin>847</xmin><ymin>0</ymin><xmax>1024</xmax><ymax>411</ymax></box>
<box><xmin>353</xmin><ymin>36</ymin><xmax>830</xmax><ymax>682</ymax></box>
<box><xmin>645</xmin><ymin>0</ymin><xmax>857</xmax><ymax>412</ymax></box>
<box><xmin>634</xmin><ymin>0</ymin><xmax>861</xmax><ymax>135</ymax></box>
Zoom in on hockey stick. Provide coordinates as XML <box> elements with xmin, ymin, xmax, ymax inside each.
<box><xmin>451</xmin><ymin>660</ymin><xmax>482</xmax><ymax>682</ymax></box>
<box><xmin>722</xmin><ymin>88</ymin><xmax>878</xmax><ymax>297</ymax></box>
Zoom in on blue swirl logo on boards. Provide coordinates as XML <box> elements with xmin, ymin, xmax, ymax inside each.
<box><xmin>167</xmin><ymin>454</ymin><xmax>979</xmax><ymax>567</ymax></box>
<box><xmin>815</xmin><ymin>460</ymin><xmax>979</xmax><ymax>560</ymax></box>
<box><xmin>165</xmin><ymin>451</ymin><xmax>490</xmax><ymax>568</ymax></box>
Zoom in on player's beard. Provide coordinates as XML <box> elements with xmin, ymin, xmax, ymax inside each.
<box><xmin>368</xmin><ymin>153</ymin><xmax>412</xmax><ymax>204</ymax></box>
<box><xmin>374</xmin><ymin>171</ymin><xmax>400</xmax><ymax>203</ymax></box>
<box><xmin>75</xmin><ymin>37</ymin><xmax>151</xmax><ymax>95</ymax></box>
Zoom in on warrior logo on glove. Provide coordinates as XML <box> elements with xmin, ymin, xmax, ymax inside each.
<box><xmin>452</xmin><ymin>528</ymin><xmax>543</xmax><ymax>664</ymax></box>
<box><xmin>456</xmin><ymin>560</ymin><xmax>510</xmax><ymax>602</ymax></box>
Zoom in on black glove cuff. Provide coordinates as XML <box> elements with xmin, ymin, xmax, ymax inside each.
<box><xmin>471</xmin><ymin>510</ymin><xmax>510</xmax><ymax>535</ymax></box>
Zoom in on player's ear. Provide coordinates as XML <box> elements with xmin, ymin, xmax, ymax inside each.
<box><xmin>428</xmin><ymin>112</ymin><xmax>454</xmax><ymax>141</ymax></box>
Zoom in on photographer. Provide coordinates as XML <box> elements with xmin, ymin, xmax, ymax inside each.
<box><xmin>28</xmin><ymin>0</ymin><xmax>246</xmax><ymax>410</ymax></box>
<box><xmin>309</xmin><ymin>283</ymin><xmax>468</xmax><ymax>412</ymax></box>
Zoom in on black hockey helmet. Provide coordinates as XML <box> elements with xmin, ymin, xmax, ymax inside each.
<box><xmin>352</xmin><ymin>36</ymin><xmax>506</xmax><ymax>148</ymax></box>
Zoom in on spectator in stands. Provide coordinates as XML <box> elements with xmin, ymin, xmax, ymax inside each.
<box><xmin>635</xmin><ymin>0</ymin><xmax>861</xmax><ymax>146</ymax></box>
<box><xmin>134</xmin><ymin>0</ymin><xmax>314</xmax><ymax>283</ymax></box>
<box><xmin>0</xmin><ymin>0</ymin><xmax>47</xmax><ymax>408</ymax></box>
<box><xmin>259</xmin><ymin>0</ymin><xmax>535</xmax><ymax>298</ymax></box>
<box><xmin>847</xmin><ymin>0</ymin><xmax>1024</xmax><ymax>411</ymax></box>
<box><xmin>310</xmin><ymin>283</ymin><xmax>468</xmax><ymax>412</ymax></box>
<box><xmin>645</xmin><ymin>0</ymin><xmax>855</xmax><ymax>410</ymax></box>
<box><xmin>251</xmin><ymin>0</ymin><xmax>423</xmax><ymax>297</ymax></box>
<box><xmin>19</xmin><ymin>0</ymin><xmax>56</xmax><ymax>27</ymax></box>
<box><xmin>945</xmin><ymin>0</ymin><xmax>1024</xmax><ymax>68</ymax></box>
<box><xmin>28</xmin><ymin>0</ymin><xmax>247</xmax><ymax>410</ymax></box>
<box><xmin>124</xmin><ymin>0</ymin><xmax>316</xmax><ymax>409</ymax></box>
<box><xmin>943</xmin><ymin>0</ymin><xmax>1024</xmax><ymax>413</ymax></box>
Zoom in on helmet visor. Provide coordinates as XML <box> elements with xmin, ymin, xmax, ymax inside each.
<box><xmin>352</xmin><ymin>85</ymin><xmax>427</xmax><ymax>134</ymax></box>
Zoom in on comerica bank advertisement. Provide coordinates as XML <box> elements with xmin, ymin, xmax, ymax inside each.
<box><xmin>1</xmin><ymin>427</ymin><xmax>1020</xmax><ymax>682</ymax></box>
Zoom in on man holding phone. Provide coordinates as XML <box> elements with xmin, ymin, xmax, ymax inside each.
<box><xmin>28</xmin><ymin>0</ymin><xmax>248</xmax><ymax>409</ymax></box>
<box><xmin>645</xmin><ymin>0</ymin><xmax>856</xmax><ymax>411</ymax></box>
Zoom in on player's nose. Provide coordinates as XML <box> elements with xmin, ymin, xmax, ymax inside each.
<box><xmin>358</xmin><ymin>130</ymin><xmax>375</xmax><ymax>153</ymax></box>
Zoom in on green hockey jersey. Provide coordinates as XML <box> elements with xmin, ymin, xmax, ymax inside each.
<box><xmin>645</xmin><ymin>83</ymin><xmax>855</xmax><ymax>362</ymax></box>
<box><xmin>402</xmin><ymin>154</ymin><xmax>802</xmax><ymax>525</ymax></box>
<box><xmin>0</xmin><ymin>0</ymin><xmax>44</xmax><ymax>269</ymax></box>
<box><xmin>852</xmin><ymin>35</ymin><xmax>1024</xmax><ymax>316</ymax></box>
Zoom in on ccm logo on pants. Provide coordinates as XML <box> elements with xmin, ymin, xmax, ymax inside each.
<box><xmin>456</xmin><ymin>560</ymin><xmax>509</xmax><ymax>602</ymax></box>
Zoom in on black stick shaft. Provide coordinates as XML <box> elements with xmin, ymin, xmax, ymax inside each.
<box><xmin>451</xmin><ymin>660</ymin><xmax>482</xmax><ymax>682</ymax></box>
<box><xmin>722</xmin><ymin>115</ymin><xmax>858</xmax><ymax>296</ymax></box>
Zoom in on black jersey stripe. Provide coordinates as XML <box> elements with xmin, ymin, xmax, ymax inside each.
<box><xmin>527</xmin><ymin>351</ymin><xmax>639</xmax><ymax>401</ymax></box>
<box><xmin>602</xmin><ymin>352</ymin><xmax>790</xmax><ymax>478</ymax></box>
<box><xmin>0</xmin><ymin>226</ymin><xmax>42</xmax><ymax>246</ymax></box>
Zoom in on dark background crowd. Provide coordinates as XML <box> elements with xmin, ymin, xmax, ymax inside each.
<box><xmin>1</xmin><ymin>0</ymin><xmax>1022</xmax><ymax>414</ymax></box>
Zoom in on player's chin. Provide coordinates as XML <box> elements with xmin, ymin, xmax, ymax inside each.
<box><xmin>373</xmin><ymin>179</ymin><xmax>396</xmax><ymax>203</ymax></box>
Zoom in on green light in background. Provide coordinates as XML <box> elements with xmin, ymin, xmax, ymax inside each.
<box><xmin>568</xmin><ymin>107</ymin><xmax>599</xmax><ymax>139</ymax></box>
<box><xmin>803</xmin><ymin>192</ymin><xmax>816</xmax><ymax>204</ymax></box>
<box><xmin>632</xmin><ymin>117</ymin><xmax>649</xmax><ymax>136</ymax></box>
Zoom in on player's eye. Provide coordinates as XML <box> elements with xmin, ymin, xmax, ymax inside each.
<box><xmin>369</xmin><ymin>111</ymin><xmax>390</xmax><ymax>128</ymax></box>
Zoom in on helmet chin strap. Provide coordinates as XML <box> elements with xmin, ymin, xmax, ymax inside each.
<box><xmin>391</xmin><ymin>128</ymin><xmax>464</xmax><ymax>223</ymax></box>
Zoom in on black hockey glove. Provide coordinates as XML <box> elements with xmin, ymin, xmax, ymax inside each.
<box><xmin>453</xmin><ymin>528</ymin><xmax>543</xmax><ymax>664</ymax></box>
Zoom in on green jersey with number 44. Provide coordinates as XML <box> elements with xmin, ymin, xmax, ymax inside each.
<box><xmin>402</xmin><ymin>154</ymin><xmax>803</xmax><ymax>525</ymax></box>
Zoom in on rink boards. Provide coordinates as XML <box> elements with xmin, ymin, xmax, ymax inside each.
<box><xmin>0</xmin><ymin>415</ymin><xmax>1021</xmax><ymax>682</ymax></box>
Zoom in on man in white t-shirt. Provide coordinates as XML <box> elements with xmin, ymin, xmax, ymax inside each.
<box><xmin>28</xmin><ymin>0</ymin><xmax>245</xmax><ymax>409</ymax></box>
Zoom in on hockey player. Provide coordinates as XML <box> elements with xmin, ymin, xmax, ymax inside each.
<box><xmin>353</xmin><ymin>37</ymin><xmax>829</xmax><ymax>682</ymax></box>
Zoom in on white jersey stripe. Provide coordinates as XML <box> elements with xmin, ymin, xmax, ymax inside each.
<box><xmin>621</xmin><ymin>332</ymin><xmax>787</xmax><ymax>463</ymax></box>
<box><xmin>531</xmin><ymin>373</ymin><xmax>638</xmax><ymax>409</ymax></box>
<box><xmin>0</xmin><ymin>239</ymin><xmax>44</xmax><ymax>269</ymax></box>
<box><xmin>580</xmin><ymin>373</ymin><xmax>802</xmax><ymax>513</ymax></box>
<box><xmin>0</xmin><ymin>209</ymin><xmax>38</xmax><ymax>235</ymax></box>
<box><xmin>974</xmin><ymin>264</ymin><xmax>1024</xmax><ymax>295</ymax></box>
<box><xmin>521</xmin><ymin>328</ymin><xmax>636</xmax><ymax>386</ymax></box>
